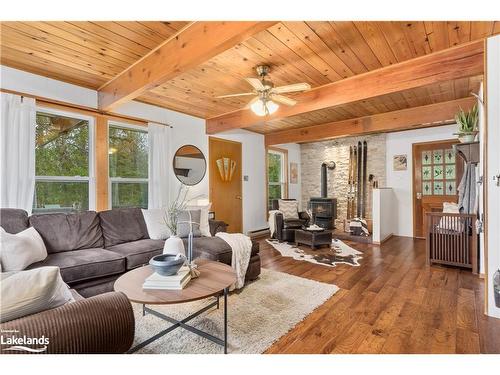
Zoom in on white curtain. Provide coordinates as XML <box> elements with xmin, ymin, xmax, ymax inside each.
<box><xmin>0</xmin><ymin>93</ymin><xmax>36</xmax><ymax>213</ymax></box>
<box><xmin>148</xmin><ymin>122</ymin><xmax>171</xmax><ymax>209</ymax></box>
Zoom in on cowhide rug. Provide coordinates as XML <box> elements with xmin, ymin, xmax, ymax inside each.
<box><xmin>266</xmin><ymin>238</ymin><xmax>363</xmax><ymax>268</ymax></box>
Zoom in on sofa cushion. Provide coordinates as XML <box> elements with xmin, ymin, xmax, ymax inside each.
<box><xmin>106</xmin><ymin>239</ymin><xmax>164</xmax><ymax>269</ymax></box>
<box><xmin>0</xmin><ymin>208</ymin><xmax>29</xmax><ymax>234</ymax></box>
<box><xmin>29</xmin><ymin>211</ymin><xmax>104</xmax><ymax>253</ymax></box>
<box><xmin>183</xmin><ymin>237</ymin><xmax>259</xmax><ymax>265</ymax></box>
<box><xmin>99</xmin><ymin>208</ymin><xmax>149</xmax><ymax>247</ymax></box>
<box><xmin>27</xmin><ymin>248</ymin><xmax>125</xmax><ymax>284</ymax></box>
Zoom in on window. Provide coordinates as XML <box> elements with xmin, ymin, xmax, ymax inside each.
<box><xmin>108</xmin><ymin>123</ymin><xmax>148</xmax><ymax>209</ymax></box>
<box><xmin>33</xmin><ymin>109</ymin><xmax>94</xmax><ymax>214</ymax></box>
<box><xmin>267</xmin><ymin>148</ymin><xmax>288</xmax><ymax>210</ymax></box>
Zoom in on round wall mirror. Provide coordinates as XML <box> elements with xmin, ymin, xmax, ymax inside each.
<box><xmin>173</xmin><ymin>145</ymin><xmax>207</xmax><ymax>186</ymax></box>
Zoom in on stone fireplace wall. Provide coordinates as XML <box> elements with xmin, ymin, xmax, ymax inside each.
<box><xmin>301</xmin><ymin>134</ymin><xmax>387</xmax><ymax>226</ymax></box>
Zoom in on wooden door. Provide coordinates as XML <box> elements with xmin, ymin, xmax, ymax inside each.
<box><xmin>413</xmin><ymin>140</ymin><xmax>464</xmax><ymax>238</ymax></box>
<box><xmin>209</xmin><ymin>137</ymin><xmax>243</xmax><ymax>233</ymax></box>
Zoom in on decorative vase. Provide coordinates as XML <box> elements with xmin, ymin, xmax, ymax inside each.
<box><xmin>163</xmin><ymin>235</ymin><xmax>185</xmax><ymax>256</ymax></box>
<box><xmin>458</xmin><ymin>133</ymin><xmax>476</xmax><ymax>143</ymax></box>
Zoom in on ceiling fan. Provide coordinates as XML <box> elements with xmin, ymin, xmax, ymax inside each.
<box><xmin>216</xmin><ymin>65</ymin><xmax>311</xmax><ymax>116</ymax></box>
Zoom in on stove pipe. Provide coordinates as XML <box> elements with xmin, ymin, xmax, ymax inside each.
<box><xmin>321</xmin><ymin>163</ymin><xmax>327</xmax><ymax>198</ymax></box>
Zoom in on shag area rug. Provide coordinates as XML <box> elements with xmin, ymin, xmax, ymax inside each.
<box><xmin>266</xmin><ymin>238</ymin><xmax>363</xmax><ymax>267</ymax></box>
<box><xmin>132</xmin><ymin>268</ymin><xmax>338</xmax><ymax>354</ymax></box>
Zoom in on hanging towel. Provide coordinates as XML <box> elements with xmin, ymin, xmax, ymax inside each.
<box><xmin>458</xmin><ymin>162</ymin><xmax>476</xmax><ymax>214</ymax></box>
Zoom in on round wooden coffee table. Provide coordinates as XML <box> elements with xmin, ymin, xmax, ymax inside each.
<box><xmin>114</xmin><ymin>259</ymin><xmax>236</xmax><ymax>354</ymax></box>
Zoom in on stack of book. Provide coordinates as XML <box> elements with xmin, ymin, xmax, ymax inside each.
<box><xmin>143</xmin><ymin>266</ymin><xmax>192</xmax><ymax>290</ymax></box>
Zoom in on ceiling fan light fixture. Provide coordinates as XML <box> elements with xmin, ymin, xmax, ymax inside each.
<box><xmin>250</xmin><ymin>98</ymin><xmax>279</xmax><ymax>116</ymax></box>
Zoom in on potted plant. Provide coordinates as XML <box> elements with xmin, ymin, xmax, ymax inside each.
<box><xmin>454</xmin><ymin>104</ymin><xmax>479</xmax><ymax>143</ymax></box>
<box><xmin>163</xmin><ymin>185</ymin><xmax>189</xmax><ymax>255</ymax></box>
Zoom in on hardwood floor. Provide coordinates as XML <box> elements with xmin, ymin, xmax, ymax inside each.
<box><xmin>259</xmin><ymin>236</ymin><xmax>500</xmax><ymax>354</ymax></box>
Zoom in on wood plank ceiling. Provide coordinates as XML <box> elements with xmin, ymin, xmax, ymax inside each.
<box><xmin>1</xmin><ymin>21</ymin><xmax>498</xmax><ymax>134</ymax></box>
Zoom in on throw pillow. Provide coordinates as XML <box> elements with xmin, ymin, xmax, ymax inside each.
<box><xmin>142</xmin><ymin>208</ymin><xmax>170</xmax><ymax>240</ymax></box>
<box><xmin>0</xmin><ymin>266</ymin><xmax>74</xmax><ymax>323</ymax></box>
<box><xmin>186</xmin><ymin>202</ymin><xmax>212</xmax><ymax>237</ymax></box>
<box><xmin>278</xmin><ymin>199</ymin><xmax>299</xmax><ymax>220</ymax></box>
<box><xmin>0</xmin><ymin>226</ymin><xmax>47</xmax><ymax>271</ymax></box>
<box><xmin>177</xmin><ymin>210</ymin><xmax>202</xmax><ymax>238</ymax></box>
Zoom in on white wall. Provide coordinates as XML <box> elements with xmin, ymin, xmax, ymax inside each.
<box><xmin>486</xmin><ymin>35</ymin><xmax>500</xmax><ymax>319</ymax></box>
<box><xmin>385</xmin><ymin>124</ymin><xmax>457</xmax><ymax>237</ymax></box>
<box><xmin>372</xmin><ymin>188</ymin><xmax>396</xmax><ymax>243</ymax></box>
<box><xmin>215</xmin><ymin>129</ymin><xmax>268</xmax><ymax>233</ymax></box>
<box><xmin>275</xmin><ymin>143</ymin><xmax>302</xmax><ymax>208</ymax></box>
<box><xmin>0</xmin><ymin>65</ymin><xmax>267</xmax><ymax>234</ymax></box>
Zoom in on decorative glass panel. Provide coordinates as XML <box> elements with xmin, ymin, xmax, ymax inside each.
<box><xmin>445</xmin><ymin>165</ymin><xmax>456</xmax><ymax>180</ymax></box>
<box><xmin>445</xmin><ymin>181</ymin><xmax>456</xmax><ymax>195</ymax></box>
<box><xmin>423</xmin><ymin>181</ymin><xmax>432</xmax><ymax>195</ymax></box>
<box><xmin>433</xmin><ymin>181</ymin><xmax>444</xmax><ymax>195</ymax></box>
<box><xmin>433</xmin><ymin>149</ymin><xmax>443</xmax><ymax>164</ymax></box>
<box><xmin>433</xmin><ymin>165</ymin><xmax>443</xmax><ymax>179</ymax></box>
<box><xmin>422</xmin><ymin>151</ymin><xmax>432</xmax><ymax>165</ymax></box>
<box><xmin>445</xmin><ymin>149</ymin><xmax>455</xmax><ymax>164</ymax></box>
<box><xmin>422</xmin><ymin>166</ymin><xmax>432</xmax><ymax>180</ymax></box>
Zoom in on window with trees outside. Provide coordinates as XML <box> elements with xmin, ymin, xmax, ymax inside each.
<box><xmin>33</xmin><ymin>109</ymin><xmax>94</xmax><ymax>214</ymax></box>
<box><xmin>267</xmin><ymin>148</ymin><xmax>288</xmax><ymax>211</ymax></box>
<box><xmin>108</xmin><ymin>123</ymin><xmax>148</xmax><ymax>209</ymax></box>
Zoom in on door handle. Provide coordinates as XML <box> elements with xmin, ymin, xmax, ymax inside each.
<box><xmin>416</xmin><ymin>192</ymin><xmax>422</xmax><ymax>199</ymax></box>
<box><xmin>236</xmin><ymin>195</ymin><xmax>242</xmax><ymax>200</ymax></box>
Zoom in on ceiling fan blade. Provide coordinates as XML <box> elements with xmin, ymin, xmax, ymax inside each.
<box><xmin>271</xmin><ymin>82</ymin><xmax>311</xmax><ymax>94</ymax></box>
<box><xmin>271</xmin><ymin>94</ymin><xmax>297</xmax><ymax>106</ymax></box>
<box><xmin>245</xmin><ymin>96</ymin><xmax>260</xmax><ymax>109</ymax></box>
<box><xmin>245</xmin><ymin>77</ymin><xmax>265</xmax><ymax>91</ymax></box>
<box><xmin>216</xmin><ymin>92</ymin><xmax>255</xmax><ymax>98</ymax></box>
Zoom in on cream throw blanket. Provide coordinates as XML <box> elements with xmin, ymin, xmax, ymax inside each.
<box><xmin>215</xmin><ymin>232</ymin><xmax>252</xmax><ymax>290</ymax></box>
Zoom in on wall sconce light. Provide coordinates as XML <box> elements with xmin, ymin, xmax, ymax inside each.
<box><xmin>216</xmin><ymin>157</ymin><xmax>236</xmax><ymax>182</ymax></box>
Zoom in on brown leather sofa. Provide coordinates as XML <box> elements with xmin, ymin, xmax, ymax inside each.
<box><xmin>0</xmin><ymin>208</ymin><xmax>261</xmax><ymax>297</ymax></box>
<box><xmin>271</xmin><ymin>199</ymin><xmax>310</xmax><ymax>243</ymax></box>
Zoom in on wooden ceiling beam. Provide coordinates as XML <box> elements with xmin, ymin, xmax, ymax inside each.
<box><xmin>98</xmin><ymin>21</ymin><xmax>277</xmax><ymax>111</ymax></box>
<box><xmin>207</xmin><ymin>40</ymin><xmax>484</xmax><ymax>134</ymax></box>
<box><xmin>264</xmin><ymin>97</ymin><xmax>476</xmax><ymax>146</ymax></box>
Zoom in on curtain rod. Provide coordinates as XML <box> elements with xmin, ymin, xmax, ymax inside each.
<box><xmin>0</xmin><ymin>88</ymin><xmax>173</xmax><ymax>128</ymax></box>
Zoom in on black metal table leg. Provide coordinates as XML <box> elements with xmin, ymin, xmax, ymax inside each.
<box><xmin>129</xmin><ymin>293</ymin><xmax>229</xmax><ymax>354</ymax></box>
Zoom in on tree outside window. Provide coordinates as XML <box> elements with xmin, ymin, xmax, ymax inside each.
<box><xmin>267</xmin><ymin>149</ymin><xmax>287</xmax><ymax>210</ymax></box>
<box><xmin>108</xmin><ymin>124</ymin><xmax>148</xmax><ymax>209</ymax></box>
<box><xmin>33</xmin><ymin>110</ymin><xmax>93</xmax><ymax>213</ymax></box>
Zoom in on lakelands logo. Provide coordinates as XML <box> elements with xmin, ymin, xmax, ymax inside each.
<box><xmin>1</xmin><ymin>329</ymin><xmax>49</xmax><ymax>353</ymax></box>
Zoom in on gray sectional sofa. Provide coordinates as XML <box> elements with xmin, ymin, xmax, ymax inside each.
<box><xmin>0</xmin><ymin>208</ymin><xmax>260</xmax><ymax>297</ymax></box>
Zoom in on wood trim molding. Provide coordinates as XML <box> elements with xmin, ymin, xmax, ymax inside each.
<box><xmin>264</xmin><ymin>97</ymin><xmax>476</xmax><ymax>146</ymax></box>
<box><xmin>207</xmin><ymin>40</ymin><xmax>484</xmax><ymax>134</ymax></box>
<box><xmin>98</xmin><ymin>21</ymin><xmax>277</xmax><ymax>111</ymax></box>
<box><xmin>95</xmin><ymin>116</ymin><xmax>109</xmax><ymax>211</ymax></box>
